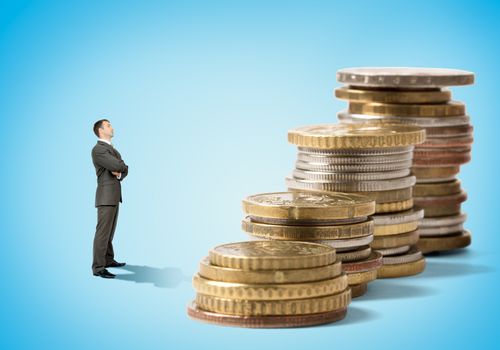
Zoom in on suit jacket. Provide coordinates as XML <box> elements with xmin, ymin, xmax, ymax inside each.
<box><xmin>91</xmin><ymin>141</ymin><xmax>129</xmax><ymax>207</ymax></box>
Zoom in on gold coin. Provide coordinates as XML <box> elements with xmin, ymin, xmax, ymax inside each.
<box><xmin>411</xmin><ymin>166</ymin><xmax>460</xmax><ymax>179</ymax></box>
<box><xmin>336</xmin><ymin>246</ymin><xmax>372</xmax><ymax>262</ymax></box>
<box><xmin>355</xmin><ymin>187</ymin><xmax>413</xmax><ymax>204</ymax></box>
<box><xmin>349</xmin><ymin>101</ymin><xmax>465</xmax><ymax>117</ymax></box>
<box><xmin>350</xmin><ymin>283</ymin><xmax>368</xmax><ymax>298</ymax></box>
<box><xmin>375</xmin><ymin>199</ymin><xmax>414</xmax><ymax>213</ymax></box>
<box><xmin>422</xmin><ymin>204</ymin><xmax>461</xmax><ymax>217</ymax></box>
<box><xmin>242</xmin><ymin>191</ymin><xmax>375</xmax><ymax>221</ymax></box>
<box><xmin>346</xmin><ymin>269</ymin><xmax>378</xmax><ymax>285</ymax></box>
<box><xmin>199</xmin><ymin>257</ymin><xmax>343</xmax><ymax>284</ymax></box>
<box><xmin>209</xmin><ymin>241</ymin><xmax>336</xmax><ymax>270</ymax></box>
<box><xmin>414</xmin><ymin>180</ymin><xmax>461</xmax><ymax>197</ymax></box>
<box><xmin>371</xmin><ymin>230</ymin><xmax>420</xmax><ymax>249</ymax></box>
<box><xmin>192</xmin><ymin>273</ymin><xmax>348</xmax><ymax>300</ymax></box>
<box><xmin>195</xmin><ymin>289</ymin><xmax>351</xmax><ymax>316</ymax></box>
<box><xmin>377</xmin><ymin>258</ymin><xmax>426</xmax><ymax>278</ymax></box>
<box><xmin>241</xmin><ymin>217</ymin><xmax>373</xmax><ymax>240</ymax></box>
<box><xmin>288</xmin><ymin>123</ymin><xmax>426</xmax><ymax>149</ymax></box>
<box><xmin>335</xmin><ymin>86</ymin><xmax>451</xmax><ymax>104</ymax></box>
<box><xmin>417</xmin><ymin>230</ymin><xmax>471</xmax><ymax>254</ymax></box>
<box><xmin>374</xmin><ymin>221</ymin><xmax>420</xmax><ymax>236</ymax></box>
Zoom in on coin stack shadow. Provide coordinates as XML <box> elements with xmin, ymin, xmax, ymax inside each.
<box><xmin>335</xmin><ymin>67</ymin><xmax>474</xmax><ymax>254</ymax></box>
<box><xmin>286</xmin><ymin>124</ymin><xmax>427</xmax><ymax>278</ymax></box>
<box><xmin>187</xmin><ymin>241</ymin><xmax>351</xmax><ymax>328</ymax></box>
<box><xmin>241</xmin><ymin>192</ymin><xmax>381</xmax><ymax>298</ymax></box>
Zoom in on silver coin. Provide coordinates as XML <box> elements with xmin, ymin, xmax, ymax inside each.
<box><xmin>337</xmin><ymin>67</ymin><xmax>474</xmax><ymax>88</ymax></box>
<box><xmin>297</xmin><ymin>152</ymin><xmax>413</xmax><ymax>165</ymax></box>
<box><xmin>420</xmin><ymin>213</ymin><xmax>467</xmax><ymax>227</ymax></box>
<box><xmin>372</xmin><ymin>208</ymin><xmax>424</xmax><ymax>226</ymax></box>
<box><xmin>286</xmin><ymin>175</ymin><xmax>417</xmax><ymax>192</ymax></box>
<box><xmin>292</xmin><ymin>168</ymin><xmax>411</xmax><ymax>182</ymax></box>
<box><xmin>419</xmin><ymin>224</ymin><xmax>464</xmax><ymax>237</ymax></box>
<box><xmin>338</xmin><ymin>110</ymin><xmax>471</xmax><ymax>127</ymax></box>
<box><xmin>382</xmin><ymin>246</ymin><xmax>423</xmax><ymax>265</ymax></box>
<box><xmin>311</xmin><ymin>234</ymin><xmax>374</xmax><ymax>250</ymax></box>
<box><xmin>375</xmin><ymin>245</ymin><xmax>411</xmax><ymax>256</ymax></box>
<box><xmin>298</xmin><ymin>145</ymin><xmax>413</xmax><ymax>156</ymax></box>
<box><xmin>295</xmin><ymin>159</ymin><xmax>414</xmax><ymax>173</ymax></box>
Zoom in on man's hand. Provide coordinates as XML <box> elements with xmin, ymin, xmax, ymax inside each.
<box><xmin>111</xmin><ymin>171</ymin><xmax>121</xmax><ymax>177</ymax></box>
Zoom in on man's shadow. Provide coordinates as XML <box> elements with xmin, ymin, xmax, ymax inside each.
<box><xmin>114</xmin><ymin>265</ymin><xmax>189</xmax><ymax>288</ymax></box>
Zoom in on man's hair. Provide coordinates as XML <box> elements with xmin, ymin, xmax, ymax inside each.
<box><xmin>93</xmin><ymin>119</ymin><xmax>109</xmax><ymax>137</ymax></box>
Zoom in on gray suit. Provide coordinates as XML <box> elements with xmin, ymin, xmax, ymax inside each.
<box><xmin>91</xmin><ymin>141</ymin><xmax>129</xmax><ymax>274</ymax></box>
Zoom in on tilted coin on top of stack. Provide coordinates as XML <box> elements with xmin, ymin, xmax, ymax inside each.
<box><xmin>335</xmin><ymin>67</ymin><xmax>474</xmax><ymax>254</ymax></box>
<box><xmin>187</xmin><ymin>240</ymin><xmax>351</xmax><ymax>328</ymax></box>
<box><xmin>241</xmin><ymin>191</ymin><xmax>381</xmax><ymax>298</ymax></box>
<box><xmin>286</xmin><ymin>123</ymin><xmax>427</xmax><ymax>278</ymax></box>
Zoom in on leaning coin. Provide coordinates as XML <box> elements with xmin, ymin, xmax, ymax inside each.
<box><xmin>242</xmin><ymin>191</ymin><xmax>375</xmax><ymax>221</ymax></box>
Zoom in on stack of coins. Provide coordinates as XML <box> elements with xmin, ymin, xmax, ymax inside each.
<box><xmin>286</xmin><ymin>123</ymin><xmax>427</xmax><ymax>278</ymax></box>
<box><xmin>187</xmin><ymin>240</ymin><xmax>351</xmax><ymax>328</ymax></box>
<box><xmin>241</xmin><ymin>191</ymin><xmax>381</xmax><ymax>297</ymax></box>
<box><xmin>335</xmin><ymin>67</ymin><xmax>474</xmax><ymax>253</ymax></box>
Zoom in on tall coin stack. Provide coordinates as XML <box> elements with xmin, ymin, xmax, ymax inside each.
<box><xmin>241</xmin><ymin>191</ymin><xmax>381</xmax><ymax>298</ymax></box>
<box><xmin>286</xmin><ymin>123</ymin><xmax>428</xmax><ymax>278</ymax></box>
<box><xmin>335</xmin><ymin>67</ymin><xmax>474</xmax><ymax>254</ymax></box>
<box><xmin>188</xmin><ymin>240</ymin><xmax>351</xmax><ymax>328</ymax></box>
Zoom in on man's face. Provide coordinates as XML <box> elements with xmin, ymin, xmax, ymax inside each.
<box><xmin>99</xmin><ymin>121</ymin><xmax>114</xmax><ymax>138</ymax></box>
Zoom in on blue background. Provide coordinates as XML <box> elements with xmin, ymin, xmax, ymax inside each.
<box><xmin>1</xmin><ymin>1</ymin><xmax>499</xmax><ymax>349</ymax></box>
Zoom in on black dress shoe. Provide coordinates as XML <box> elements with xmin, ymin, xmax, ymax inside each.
<box><xmin>93</xmin><ymin>269</ymin><xmax>116</xmax><ymax>279</ymax></box>
<box><xmin>106</xmin><ymin>261</ymin><xmax>126</xmax><ymax>268</ymax></box>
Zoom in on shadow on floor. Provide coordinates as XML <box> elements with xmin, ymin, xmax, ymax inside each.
<box><xmin>415</xmin><ymin>260</ymin><xmax>494</xmax><ymax>279</ymax></box>
<box><xmin>331</xmin><ymin>306</ymin><xmax>381</xmax><ymax>326</ymax></box>
<box><xmin>114</xmin><ymin>265</ymin><xmax>189</xmax><ymax>288</ymax></box>
<box><xmin>358</xmin><ymin>279</ymin><xmax>439</xmax><ymax>301</ymax></box>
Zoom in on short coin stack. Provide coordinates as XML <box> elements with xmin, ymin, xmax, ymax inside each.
<box><xmin>241</xmin><ymin>191</ymin><xmax>381</xmax><ymax>297</ymax></box>
<box><xmin>187</xmin><ymin>240</ymin><xmax>351</xmax><ymax>328</ymax></box>
<box><xmin>335</xmin><ymin>67</ymin><xmax>474</xmax><ymax>253</ymax></box>
<box><xmin>286</xmin><ymin>123</ymin><xmax>427</xmax><ymax>278</ymax></box>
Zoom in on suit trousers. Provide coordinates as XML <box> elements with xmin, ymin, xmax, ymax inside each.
<box><xmin>92</xmin><ymin>204</ymin><xmax>119</xmax><ymax>274</ymax></box>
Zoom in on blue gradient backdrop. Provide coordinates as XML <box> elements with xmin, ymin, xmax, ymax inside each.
<box><xmin>1</xmin><ymin>1</ymin><xmax>499</xmax><ymax>349</ymax></box>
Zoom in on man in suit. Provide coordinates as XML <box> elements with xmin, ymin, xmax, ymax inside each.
<box><xmin>91</xmin><ymin>119</ymin><xmax>129</xmax><ymax>278</ymax></box>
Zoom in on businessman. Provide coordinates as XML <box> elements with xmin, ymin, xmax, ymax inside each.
<box><xmin>91</xmin><ymin>119</ymin><xmax>129</xmax><ymax>278</ymax></box>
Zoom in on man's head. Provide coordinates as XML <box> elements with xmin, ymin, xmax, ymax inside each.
<box><xmin>93</xmin><ymin>119</ymin><xmax>114</xmax><ymax>139</ymax></box>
